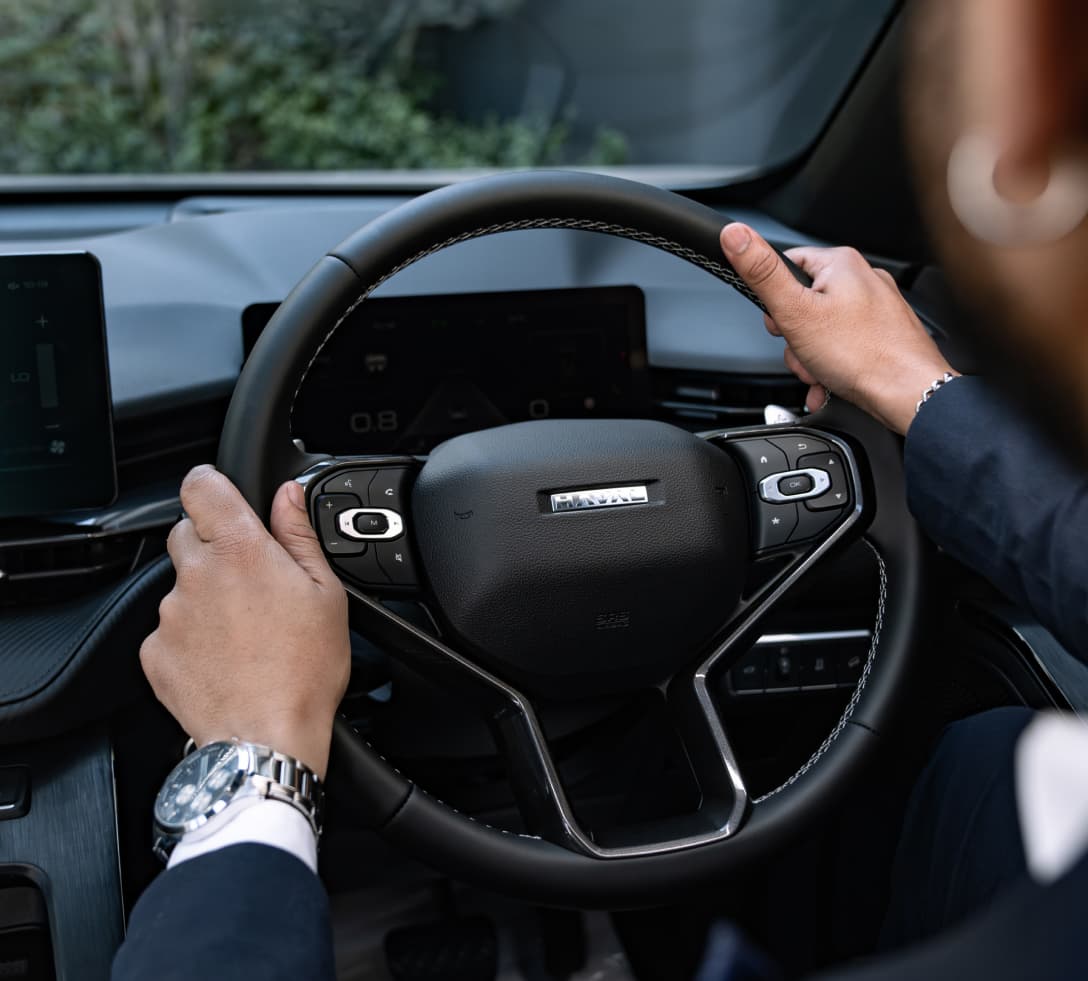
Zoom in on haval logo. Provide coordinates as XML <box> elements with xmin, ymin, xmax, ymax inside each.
<box><xmin>549</xmin><ymin>485</ymin><xmax>649</xmax><ymax>512</ymax></box>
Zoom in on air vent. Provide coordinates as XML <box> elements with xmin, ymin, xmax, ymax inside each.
<box><xmin>652</xmin><ymin>370</ymin><xmax>808</xmax><ymax>429</ymax></box>
<box><xmin>0</xmin><ymin>528</ymin><xmax>157</xmax><ymax>607</ymax></box>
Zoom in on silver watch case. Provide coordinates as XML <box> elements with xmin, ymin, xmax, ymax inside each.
<box><xmin>152</xmin><ymin>740</ymin><xmax>322</xmax><ymax>861</ymax></box>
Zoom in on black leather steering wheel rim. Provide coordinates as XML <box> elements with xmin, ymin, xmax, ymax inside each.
<box><xmin>217</xmin><ymin>171</ymin><xmax>925</xmax><ymax>909</ymax></box>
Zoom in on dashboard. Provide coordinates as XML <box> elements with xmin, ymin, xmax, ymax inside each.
<box><xmin>0</xmin><ymin>192</ymin><xmax>844</xmax><ymax>625</ymax></box>
<box><xmin>0</xmin><ymin>197</ymin><xmax>817</xmax><ymax>427</ymax></box>
<box><xmin>0</xmin><ymin>189</ymin><xmax>968</xmax><ymax>613</ymax></box>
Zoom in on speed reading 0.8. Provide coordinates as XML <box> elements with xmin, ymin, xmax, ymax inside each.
<box><xmin>349</xmin><ymin>410</ymin><xmax>399</xmax><ymax>434</ymax></box>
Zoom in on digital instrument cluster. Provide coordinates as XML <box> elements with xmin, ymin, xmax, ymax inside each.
<box><xmin>243</xmin><ymin>286</ymin><xmax>650</xmax><ymax>455</ymax></box>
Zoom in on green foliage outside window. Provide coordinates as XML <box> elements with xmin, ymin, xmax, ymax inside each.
<box><xmin>0</xmin><ymin>0</ymin><xmax>627</xmax><ymax>174</ymax></box>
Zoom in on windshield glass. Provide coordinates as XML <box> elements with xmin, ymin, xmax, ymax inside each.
<box><xmin>0</xmin><ymin>0</ymin><xmax>895</xmax><ymax>178</ymax></box>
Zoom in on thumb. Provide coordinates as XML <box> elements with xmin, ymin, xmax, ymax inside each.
<box><xmin>720</xmin><ymin>222</ymin><xmax>810</xmax><ymax>326</ymax></box>
<box><xmin>269</xmin><ymin>480</ymin><xmax>335</xmax><ymax>585</ymax></box>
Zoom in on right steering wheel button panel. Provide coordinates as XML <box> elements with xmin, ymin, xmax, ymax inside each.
<box><xmin>731</xmin><ymin>435</ymin><xmax>854</xmax><ymax>553</ymax></box>
<box><xmin>797</xmin><ymin>451</ymin><xmax>849</xmax><ymax>510</ymax></box>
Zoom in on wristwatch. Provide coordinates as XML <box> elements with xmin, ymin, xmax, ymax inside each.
<box><xmin>152</xmin><ymin>739</ymin><xmax>324</xmax><ymax>863</ymax></box>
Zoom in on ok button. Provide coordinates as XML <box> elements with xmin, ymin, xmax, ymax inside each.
<box><xmin>779</xmin><ymin>474</ymin><xmax>814</xmax><ymax>497</ymax></box>
<box><xmin>757</xmin><ymin>468</ymin><xmax>831</xmax><ymax>504</ymax></box>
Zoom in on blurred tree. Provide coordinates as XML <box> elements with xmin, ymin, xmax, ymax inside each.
<box><xmin>0</xmin><ymin>0</ymin><xmax>626</xmax><ymax>174</ymax></box>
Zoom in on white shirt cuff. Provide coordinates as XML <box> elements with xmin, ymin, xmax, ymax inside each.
<box><xmin>1015</xmin><ymin>711</ymin><xmax>1088</xmax><ymax>884</ymax></box>
<box><xmin>167</xmin><ymin>797</ymin><xmax>318</xmax><ymax>874</ymax></box>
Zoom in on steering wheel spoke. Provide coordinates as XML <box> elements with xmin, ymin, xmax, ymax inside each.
<box><xmin>339</xmin><ymin>584</ymin><xmax>602</xmax><ymax>853</ymax></box>
<box><xmin>342</xmin><ymin>582</ymin><xmax>746</xmax><ymax>858</ymax></box>
<box><xmin>692</xmin><ymin>424</ymin><xmax>869</xmax><ymax>671</ymax></box>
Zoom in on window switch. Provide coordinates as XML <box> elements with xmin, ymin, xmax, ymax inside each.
<box><xmin>730</xmin><ymin>651</ymin><xmax>765</xmax><ymax>694</ymax></box>
<box><xmin>763</xmin><ymin>646</ymin><xmax>800</xmax><ymax>692</ymax></box>
<box><xmin>0</xmin><ymin>766</ymin><xmax>30</xmax><ymax>820</ymax></box>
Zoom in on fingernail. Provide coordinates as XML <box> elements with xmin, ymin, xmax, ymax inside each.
<box><xmin>721</xmin><ymin>223</ymin><xmax>752</xmax><ymax>255</ymax></box>
<box><xmin>285</xmin><ymin>480</ymin><xmax>305</xmax><ymax>510</ymax></box>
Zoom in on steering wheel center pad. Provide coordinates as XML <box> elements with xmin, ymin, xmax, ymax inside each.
<box><xmin>414</xmin><ymin>418</ymin><xmax>747</xmax><ymax>695</ymax></box>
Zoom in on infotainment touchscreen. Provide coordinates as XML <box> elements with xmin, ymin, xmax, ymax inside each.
<box><xmin>0</xmin><ymin>252</ymin><xmax>116</xmax><ymax>518</ymax></box>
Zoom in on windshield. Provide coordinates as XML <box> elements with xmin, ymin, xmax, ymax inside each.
<box><xmin>0</xmin><ymin>0</ymin><xmax>895</xmax><ymax>179</ymax></box>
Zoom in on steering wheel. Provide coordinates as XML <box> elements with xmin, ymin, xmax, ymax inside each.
<box><xmin>217</xmin><ymin>171</ymin><xmax>923</xmax><ymax>909</ymax></box>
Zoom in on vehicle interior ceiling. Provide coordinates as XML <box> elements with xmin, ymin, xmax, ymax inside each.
<box><xmin>2</xmin><ymin>4</ymin><xmax>1087</xmax><ymax>981</ymax></box>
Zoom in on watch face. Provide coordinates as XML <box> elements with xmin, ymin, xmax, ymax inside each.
<box><xmin>154</xmin><ymin>742</ymin><xmax>242</xmax><ymax>831</ymax></box>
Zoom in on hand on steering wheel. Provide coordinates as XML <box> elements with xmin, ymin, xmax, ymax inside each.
<box><xmin>720</xmin><ymin>223</ymin><xmax>957</xmax><ymax>434</ymax></box>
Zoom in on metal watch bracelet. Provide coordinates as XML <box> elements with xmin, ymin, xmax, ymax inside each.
<box><xmin>916</xmin><ymin>372</ymin><xmax>958</xmax><ymax>414</ymax></box>
<box><xmin>251</xmin><ymin>746</ymin><xmax>325</xmax><ymax>837</ymax></box>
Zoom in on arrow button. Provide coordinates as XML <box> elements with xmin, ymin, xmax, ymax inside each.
<box><xmin>797</xmin><ymin>451</ymin><xmax>850</xmax><ymax>511</ymax></box>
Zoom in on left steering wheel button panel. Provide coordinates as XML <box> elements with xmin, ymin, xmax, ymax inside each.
<box><xmin>313</xmin><ymin>493</ymin><xmax>367</xmax><ymax>555</ymax></box>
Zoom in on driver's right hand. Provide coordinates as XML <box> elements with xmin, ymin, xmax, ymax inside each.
<box><xmin>719</xmin><ymin>222</ymin><xmax>957</xmax><ymax>436</ymax></box>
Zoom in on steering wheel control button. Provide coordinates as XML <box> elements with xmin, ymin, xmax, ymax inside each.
<box><xmin>797</xmin><ymin>452</ymin><xmax>849</xmax><ymax>510</ymax></box>
<box><xmin>368</xmin><ymin>468</ymin><xmax>411</xmax><ymax>510</ymax></box>
<box><xmin>788</xmin><ymin>504</ymin><xmax>838</xmax><ymax>544</ymax></box>
<box><xmin>374</xmin><ymin>541</ymin><xmax>418</xmax><ymax>586</ymax></box>
<box><xmin>768</xmin><ymin>435</ymin><xmax>831</xmax><ymax>468</ymax></box>
<box><xmin>336</xmin><ymin>508</ymin><xmax>404</xmax><ymax>541</ymax></box>
<box><xmin>755</xmin><ymin>501</ymin><xmax>797</xmax><ymax>550</ymax></box>
<box><xmin>757</xmin><ymin>468</ymin><xmax>831</xmax><ymax>503</ymax></box>
<box><xmin>838</xmin><ymin>649</ymin><xmax>867</xmax><ymax>686</ymax></box>
<box><xmin>321</xmin><ymin>469</ymin><xmax>376</xmax><ymax>497</ymax></box>
<box><xmin>763</xmin><ymin>646</ymin><xmax>800</xmax><ymax>693</ymax></box>
<box><xmin>780</xmin><ymin>474</ymin><xmax>813</xmax><ymax>496</ymax></box>
<box><xmin>314</xmin><ymin>493</ymin><xmax>367</xmax><ymax>555</ymax></box>
<box><xmin>333</xmin><ymin>549</ymin><xmax>386</xmax><ymax>587</ymax></box>
<box><xmin>729</xmin><ymin>438</ymin><xmax>789</xmax><ymax>482</ymax></box>
<box><xmin>355</xmin><ymin>512</ymin><xmax>389</xmax><ymax>535</ymax></box>
<box><xmin>0</xmin><ymin>766</ymin><xmax>30</xmax><ymax>821</ymax></box>
<box><xmin>798</xmin><ymin>647</ymin><xmax>837</xmax><ymax>690</ymax></box>
<box><xmin>729</xmin><ymin>651</ymin><xmax>764</xmax><ymax>694</ymax></box>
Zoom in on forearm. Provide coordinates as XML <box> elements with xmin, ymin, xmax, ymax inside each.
<box><xmin>904</xmin><ymin>376</ymin><xmax>1088</xmax><ymax>662</ymax></box>
<box><xmin>112</xmin><ymin>844</ymin><xmax>334</xmax><ymax>981</ymax></box>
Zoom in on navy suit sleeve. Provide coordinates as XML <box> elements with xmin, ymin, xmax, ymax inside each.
<box><xmin>111</xmin><ymin>844</ymin><xmax>334</xmax><ymax>981</ymax></box>
<box><xmin>904</xmin><ymin>376</ymin><xmax>1088</xmax><ymax>663</ymax></box>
